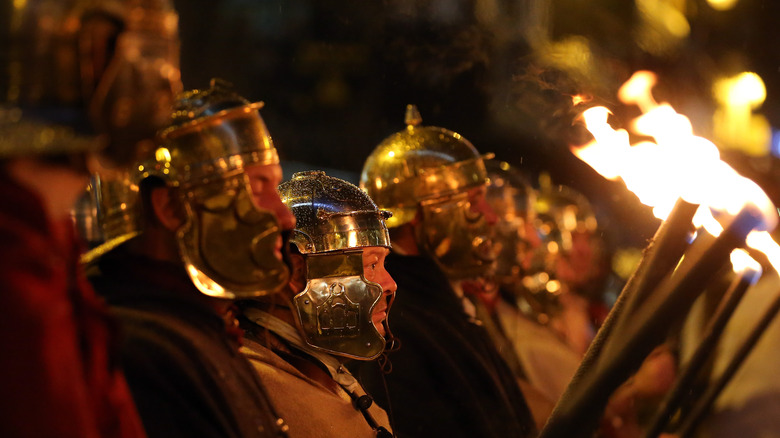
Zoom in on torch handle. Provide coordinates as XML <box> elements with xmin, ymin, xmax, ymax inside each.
<box><xmin>539</xmin><ymin>198</ymin><xmax>696</xmax><ymax>437</ymax></box>
<box><xmin>541</xmin><ymin>199</ymin><xmax>696</xmax><ymax>428</ymax></box>
<box><xmin>674</xmin><ymin>286</ymin><xmax>780</xmax><ymax>437</ymax></box>
<box><xmin>539</xmin><ymin>207</ymin><xmax>762</xmax><ymax>438</ymax></box>
<box><xmin>642</xmin><ymin>268</ymin><xmax>757</xmax><ymax>438</ymax></box>
<box><xmin>599</xmin><ymin>199</ymin><xmax>698</xmax><ymax>363</ymax></box>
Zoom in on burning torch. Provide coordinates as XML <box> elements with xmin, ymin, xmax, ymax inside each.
<box><xmin>539</xmin><ymin>71</ymin><xmax>780</xmax><ymax>438</ymax></box>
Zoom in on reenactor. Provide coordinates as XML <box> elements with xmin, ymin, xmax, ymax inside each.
<box><xmin>353</xmin><ymin>105</ymin><xmax>537</xmax><ymax>438</ymax></box>
<box><xmin>0</xmin><ymin>0</ymin><xmax>180</xmax><ymax>435</ymax></box>
<box><xmin>87</xmin><ymin>81</ymin><xmax>293</xmax><ymax>437</ymax></box>
<box><xmin>239</xmin><ymin>170</ymin><xmax>396</xmax><ymax>438</ymax></box>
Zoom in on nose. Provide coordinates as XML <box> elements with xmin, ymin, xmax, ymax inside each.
<box><xmin>475</xmin><ymin>196</ymin><xmax>498</xmax><ymax>226</ymax></box>
<box><xmin>380</xmin><ymin>270</ymin><xmax>397</xmax><ymax>297</ymax></box>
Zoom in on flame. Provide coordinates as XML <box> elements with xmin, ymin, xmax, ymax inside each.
<box><xmin>572</xmin><ymin>94</ymin><xmax>590</xmax><ymax>106</ymax></box>
<box><xmin>729</xmin><ymin>249</ymin><xmax>762</xmax><ymax>278</ymax></box>
<box><xmin>572</xmin><ymin>70</ymin><xmax>780</xmax><ymax>272</ymax></box>
<box><xmin>746</xmin><ymin>231</ymin><xmax>780</xmax><ymax>274</ymax></box>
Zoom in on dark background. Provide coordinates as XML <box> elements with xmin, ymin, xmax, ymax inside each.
<box><xmin>172</xmin><ymin>0</ymin><xmax>780</xmax><ymax>251</ymax></box>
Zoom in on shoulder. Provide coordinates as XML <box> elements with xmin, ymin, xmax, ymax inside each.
<box><xmin>112</xmin><ymin>307</ymin><xmax>224</xmax><ymax>380</ymax></box>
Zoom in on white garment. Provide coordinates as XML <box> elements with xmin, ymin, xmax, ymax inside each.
<box><xmin>495</xmin><ymin>299</ymin><xmax>582</xmax><ymax>404</ymax></box>
<box><xmin>240</xmin><ymin>308</ymin><xmax>392</xmax><ymax>438</ymax></box>
<box><xmin>681</xmin><ymin>270</ymin><xmax>780</xmax><ymax>438</ymax></box>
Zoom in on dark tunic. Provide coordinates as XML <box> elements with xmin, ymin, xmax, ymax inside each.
<box><xmin>0</xmin><ymin>174</ymin><xmax>146</xmax><ymax>438</ymax></box>
<box><xmin>89</xmin><ymin>245</ymin><xmax>285</xmax><ymax>438</ymax></box>
<box><xmin>350</xmin><ymin>253</ymin><xmax>537</xmax><ymax>438</ymax></box>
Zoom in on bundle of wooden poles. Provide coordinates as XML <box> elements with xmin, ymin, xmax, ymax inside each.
<box><xmin>539</xmin><ymin>198</ymin><xmax>780</xmax><ymax>438</ymax></box>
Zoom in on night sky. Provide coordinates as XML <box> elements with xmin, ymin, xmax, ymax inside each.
<box><xmin>172</xmin><ymin>0</ymin><xmax>780</xmax><ymax>250</ymax></box>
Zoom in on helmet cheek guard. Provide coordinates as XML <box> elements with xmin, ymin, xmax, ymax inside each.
<box><xmin>83</xmin><ymin>80</ymin><xmax>289</xmax><ymax>298</ymax></box>
<box><xmin>361</xmin><ymin>104</ymin><xmax>497</xmax><ymax>278</ymax></box>
<box><xmin>294</xmin><ymin>251</ymin><xmax>385</xmax><ymax>360</ymax></box>
<box><xmin>418</xmin><ymin>192</ymin><xmax>496</xmax><ymax>280</ymax></box>
<box><xmin>279</xmin><ymin>170</ymin><xmax>393</xmax><ymax>359</ymax></box>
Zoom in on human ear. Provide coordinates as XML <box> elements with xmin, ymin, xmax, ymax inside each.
<box><xmin>287</xmin><ymin>252</ymin><xmax>307</xmax><ymax>294</ymax></box>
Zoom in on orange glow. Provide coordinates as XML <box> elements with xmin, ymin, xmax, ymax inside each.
<box><xmin>729</xmin><ymin>249</ymin><xmax>761</xmax><ymax>277</ymax></box>
<box><xmin>572</xmin><ymin>70</ymin><xmax>780</xmax><ymax>272</ymax></box>
<box><xmin>572</xmin><ymin>94</ymin><xmax>590</xmax><ymax>106</ymax></box>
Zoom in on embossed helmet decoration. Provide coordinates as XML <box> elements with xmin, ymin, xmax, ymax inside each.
<box><xmin>279</xmin><ymin>170</ymin><xmax>392</xmax><ymax>360</ymax></box>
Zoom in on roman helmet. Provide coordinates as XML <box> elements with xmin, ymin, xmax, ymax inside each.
<box><xmin>534</xmin><ymin>176</ymin><xmax>604</xmax><ymax>297</ymax></box>
<box><xmin>138</xmin><ymin>79</ymin><xmax>288</xmax><ymax>299</ymax></box>
<box><xmin>361</xmin><ymin>104</ymin><xmax>496</xmax><ymax>279</ymax></box>
<box><xmin>78</xmin><ymin>170</ymin><xmax>142</xmax><ymax>266</ymax></box>
<box><xmin>279</xmin><ymin>170</ymin><xmax>392</xmax><ymax>360</ymax></box>
<box><xmin>0</xmin><ymin>0</ymin><xmax>181</xmax><ymax>166</ymax></box>
<box><xmin>484</xmin><ymin>159</ymin><xmax>538</xmax><ymax>283</ymax></box>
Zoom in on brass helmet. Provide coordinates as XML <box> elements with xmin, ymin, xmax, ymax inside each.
<box><xmin>361</xmin><ymin>105</ymin><xmax>496</xmax><ymax>279</ymax></box>
<box><xmin>279</xmin><ymin>170</ymin><xmax>392</xmax><ymax>360</ymax></box>
<box><xmin>485</xmin><ymin>159</ymin><xmax>537</xmax><ymax>282</ymax></box>
<box><xmin>0</xmin><ymin>0</ymin><xmax>181</xmax><ymax>165</ymax></box>
<box><xmin>78</xmin><ymin>171</ymin><xmax>142</xmax><ymax>266</ymax></box>
<box><xmin>533</xmin><ymin>176</ymin><xmax>603</xmax><ymax>296</ymax></box>
<box><xmin>137</xmin><ymin>79</ymin><xmax>288</xmax><ymax>299</ymax></box>
<box><xmin>72</xmin><ymin>178</ymin><xmax>105</xmax><ymax>249</ymax></box>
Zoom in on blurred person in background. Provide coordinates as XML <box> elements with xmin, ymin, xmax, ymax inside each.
<box><xmin>531</xmin><ymin>176</ymin><xmax>611</xmax><ymax>355</ymax></box>
<box><xmin>86</xmin><ymin>81</ymin><xmax>293</xmax><ymax>437</ymax></box>
<box><xmin>482</xmin><ymin>159</ymin><xmax>582</xmax><ymax>411</ymax></box>
<box><xmin>352</xmin><ymin>105</ymin><xmax>536</xmax><ymax>438</ymax></box>
<box><xmin>239</xmin><ymin>170</ymin><xmax>396</xmax><ymax>438</ymax></box>
<box><xmin>0</xmin><ymin>0</ymin><xmax>179</xmax><ymax>435</ymax></box>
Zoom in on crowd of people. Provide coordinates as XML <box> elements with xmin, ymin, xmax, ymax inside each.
<box><xmin>4</xmin><ymin>1</ymin><xmax>772</xmax><ymax>437</ymax></box>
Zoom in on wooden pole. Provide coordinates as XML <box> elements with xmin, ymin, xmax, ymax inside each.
<box><xmin>540</xmin><ymin>199</ymin><xmax>697</xmax><ymax>435</ymax></box>
<box><xmin>539</xmin><ymin>207</ymin><xmax>762</xmax><ymax>438</ymax></box>
<box><xmin>643</xmin><ymin>266</ymin><xmax>760</xmax><ymax>438</ymax></box>
<box><xmin>674</xmin><ymin>286</ymin><xmax>780</xmax><ymax>437</ymax></box>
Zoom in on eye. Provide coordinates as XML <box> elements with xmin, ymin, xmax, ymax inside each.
<box><xmin>464</xmin><ymin>204</ymin><xmax>483</xmax><ymax>222</ymax></box>
<box><xmin>371</xmin><ymin>263</ymin><xmax>377</xmax><ymax>270</ymax></box>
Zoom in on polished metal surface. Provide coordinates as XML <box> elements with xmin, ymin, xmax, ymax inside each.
<box><xmin>360</xmin><ymin>104</ymin><xmax>492</xmax><ymax>228</ymax></box>
<box><xmin>361</xmin><ymin>105</ymin><xmax>496</xmax><ymax>278</ymax></box>
<box><xmin>128</xmin><ymin>80</ymin><xmax>288</xmax><ymax>298</ymax></box>
<box><xmin>280</xmin><ymin>170</ymin><xmax>390</xmax><ymax>359</ymax></box>
<box><xmin>417</xmin><ymin>190</ymin><xmax>496</xmax><ymax>279</ymax></box>
<box><xmin>280</xmin><ymin>170</ymin><xmax>391</xmax><ymax>254</ymax></box>
<box><xmin>485</xmin><ymin>159</ymin><xmax>537</xmax><ymax>282</ymax></box>
<box><xmin>177</xmin><ymin>173</ymin><xmax>288</xmax><ymax>299</ymax></box>
<box><xmin>293</xmin><ymin>251</ymin><xmax>385</xmax><ymax>360</ymax></box>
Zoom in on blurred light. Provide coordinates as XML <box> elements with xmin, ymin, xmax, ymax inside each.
<box><xmin>637</xmin><ymin>0</ymin><xmax>690</xmax><ymax>38</ymax></box>
<box><xmin>770</xmin><ymin>129</ymin><xmax>780</xmax><ymax>158</ymax></box>
<box><xmin>572</xmin><ymin>95</ymin><xmax>590</xmax><ymax>106</ymax></box>
<box><xmin>155</xmin><ymin>147</ymin><xmax>172</xmax><ymax>163</ymax></box>
<box><xmin>708</xmin><ymin>0</ymin><xmax>739</xmax><ymax>11</ymax></box>
<box><xmin>713</xmin><ymin>72</ymin><xmax>770</xmax><ymax>156</ymax></box>
<box><xmin>612</xmin><ymin>247</ymin><xmax>643</xmax><ymax>280</ymax></box>
<box><xmin>538</xmin><ymin>36</ymin><xmax>593</xmax><ymax>77</ymax></box>
<box><xmin>574</xmin><ymin>70</ymin><xmax>780</xmax><ymax>274</ymax></box>
<box><xmin>716</xmin><ymin>72</ymin><xmax>766</xmax><ymax>108</ymax></box>
<box><xmin>635</xmin><ymin>0</ymin><xmax>690</xmax><ymax>54</ymax></box>
<box><xmin>746</xmin><ymin>231</ymin><xmax>780</xmax><ymax>274</ymax></box>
